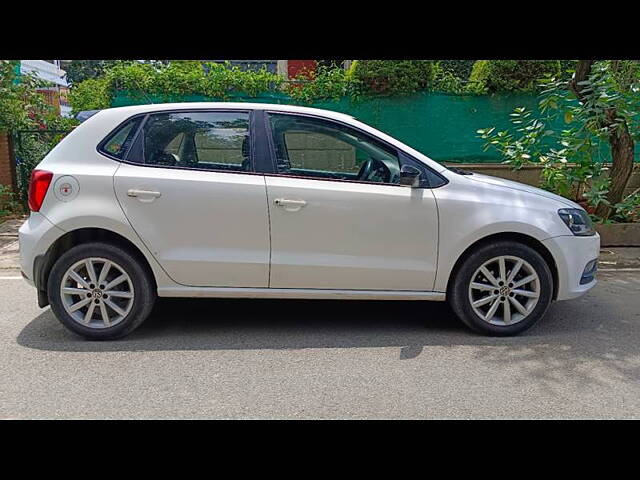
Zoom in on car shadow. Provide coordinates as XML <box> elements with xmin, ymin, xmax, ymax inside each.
<box><xmin>16</xmin><ymin>288</ymin><xmax>640</xmax><ymax>394</ymax></box>
<box><xmin>18</xmin><ymin>298</ymin><xmax>467</xmax><ymax>352</ymax></box>
<box><xmin>14</xmin><ymin>292</ymin><xmax>632</xmax><ymax>347</ymax></box>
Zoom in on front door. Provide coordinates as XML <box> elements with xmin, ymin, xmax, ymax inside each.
<box><xmin>263</xmin><ymin>112</ymin><xmax>439</xmax><ymax>291</ymax></box>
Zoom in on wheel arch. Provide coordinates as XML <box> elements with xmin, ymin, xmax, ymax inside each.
<box><xmin>445</xmin><ymin>232</ymin><xmax>559</xmax><ymax>301</ymax></box>
<box><xmin>35</xmin><ymin>227</ymin><xmax>158</xmax><ymax>307</ymax></box>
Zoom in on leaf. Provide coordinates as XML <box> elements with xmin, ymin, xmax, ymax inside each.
<box><xmin>564</xmin><ymin>111</ymin><xmax>573</xmax><ymax>123</ymax></box>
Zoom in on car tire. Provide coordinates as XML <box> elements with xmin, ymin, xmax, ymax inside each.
<box><xmin>47</xmin><ymin>242</ymin><xmax>156</xmax><ymax>340</ymax></box>
<box><xmin>449</xmin><ymin>241</ymin><xmax>553</xmax><ymax>336</ymax></box>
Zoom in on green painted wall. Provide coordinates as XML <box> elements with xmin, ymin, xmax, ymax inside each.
<box><xmin>112</xmin><ymin>90</ymin><xmax>636</xmax><ymax>164</ymax></box>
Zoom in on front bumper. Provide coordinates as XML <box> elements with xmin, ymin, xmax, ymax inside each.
<box><xmin>542</xmin><ymin>233</ymin><xmax>600</xmax><ymax>301</ymax></box>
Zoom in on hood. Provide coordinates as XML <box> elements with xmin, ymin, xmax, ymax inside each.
<box><xmin>464</xmin><ymin>172</ymin><xmax>581</xmax><ymax>209</ymax></box>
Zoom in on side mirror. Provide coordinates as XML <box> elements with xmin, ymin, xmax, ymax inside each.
<box><xmin>399</xmin><ymin>165</ymin><xmax>421</xmax><ymax>187</ymax></box>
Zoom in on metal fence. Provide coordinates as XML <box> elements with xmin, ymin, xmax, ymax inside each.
<box><xmin>12</xmin><ymin>129</ymin><xmax>72</xmax><ymax>204</ymax></box>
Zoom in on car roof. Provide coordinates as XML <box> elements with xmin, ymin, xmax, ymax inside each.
<box><xmin>98</xmin><ymin>102</ymin><xmax>356</xmax><ymax>122</ymax></box>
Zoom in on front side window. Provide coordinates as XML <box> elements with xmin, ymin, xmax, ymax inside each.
<box><xmin>100</xmin><ymin>117</ymin><xmax>142</xmax><ymax>159</ymax></box>
<box><xmin>139</xmin><ymin>111</ymin><xmax>251</xmax><ymax>171</ymax></box>
<box><xmin>267</xmin><ymin>113</ymin><xmax>401</xmax><ymax>184</ymax></box>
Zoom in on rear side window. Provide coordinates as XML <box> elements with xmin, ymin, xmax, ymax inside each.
<box><xmin>139</xmin><ymin>111</ymin><xmax>251</xmax><ymax>172</ymax></box>
<box><xmin>99</xmin><ymin>117</ymin><xmax>142</xmax><ymax>159</ymax></box>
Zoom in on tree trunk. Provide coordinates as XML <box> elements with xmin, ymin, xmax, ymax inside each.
<box><xmin>570</xmin><ymin>60</ymin><xmax>635</xmax><ymax>219</ymax></box>
<box><xmin>595</xmin><ymin>121</ymin><xmax>635</xmax><ymax>218</ymax></box>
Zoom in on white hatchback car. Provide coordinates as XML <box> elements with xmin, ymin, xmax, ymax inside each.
<box><xmin>19</xmin><ymin>103</ymin><xmax>600</xmax><ymax>339</ymax></box>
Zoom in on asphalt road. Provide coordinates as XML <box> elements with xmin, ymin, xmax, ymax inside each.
<box><xmin>1</xmin><ymin>270</ymin><xmax>639</xmax><ymax>419</ymax></box>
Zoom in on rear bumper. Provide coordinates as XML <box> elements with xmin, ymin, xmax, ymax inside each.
<box><xmin>542</xmin><ymin>233</ymin><xmax>600</xmax><ymax>301</ymax></box>
<box><xmin>18</xmin><ymin>212</ymin><xmax>64</xmax><ymax>288</ymax></box>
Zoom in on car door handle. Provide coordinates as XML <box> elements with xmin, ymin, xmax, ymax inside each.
<box><xmin>127</xmin><ymin>189</ymin><xmax>161</xmax><ymax>198</ymax></box>
<box><xmin>274</xmin><ymin>198</ymin><xmax>307</xmax><ymax>208</ymax></box>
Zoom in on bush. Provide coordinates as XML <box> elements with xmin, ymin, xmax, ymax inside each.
<box><xmin>1</xmin><ymin>60</ymin><xmax>54</xmax><ymax>132</ymax></box>
<box><xmin>477</xmin><ymin>62</ymin><xmax>640</xmax><ymax>223</ymax></box>
<box><xmin>71</xmin><ymin>60</ymin><xmax>505</xmax><ymax>109</ymax></box>
<box><xmin>64</xmin><ymin>60</ymin><xmax>121</xmax><ymax>85</ymax></box>
<box><xmin>107</xmin><ymin>61</ymin><xmax>282</xmax><ymax>100</ymax></box>
<box><xmin>68</xmin><ymin>77</ymin><xmax>111</xmax><ymax>113</ymax></box>
<box><xmin>437</xmin><ymin>60</ymin><xmax>475</xmax><ymax>81</ymax></box>
<box><xmin>469</xmin><ymin>60</ymin><xmax>562</xmax><ymax>93</ymax></box>
<box><xmin>349</xmin><ymin>60</ymin><xmax>435</xmax><ymax>95</ymax></box>
<box><xmin>14</xmin><ymin>132</ymin><xmax>72</xmax><ymax>206</ymax></box>
<box><xmin>0</xmin><ymin>184</ymin><xmax>22</xmax><ymax>219</ymax></box>
<box><xmin>284</xmin><ymin>66</ymin><xmax>353</xmax><ymax>103</ymax></box>
<box><xmin>430</xmin><ymin>63</ymin><xmax>487</xmax><ymax>95</ymax></box>
<box><xmin>559</xmin><ymin>60</ymin><xmax>577</xmax><ymax>81</ymax></box>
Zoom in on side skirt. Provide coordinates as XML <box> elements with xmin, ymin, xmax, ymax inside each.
<box><xmin>157</xmin><ymin>287</ymin><xmax>446</xmax><ymax>301</ymax></box>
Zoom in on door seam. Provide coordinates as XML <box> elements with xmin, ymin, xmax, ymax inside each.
<box><xmin>263</xmin><ymin>176</ymin><xmax>273</xmax><ymax>288</ymax></box>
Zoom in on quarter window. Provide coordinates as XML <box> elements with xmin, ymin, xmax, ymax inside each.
<box><xmin>137</xmin><ymin>111</ymin><xmax>251</xmax><ymax>172</ymax></box>
<box><xmin>267</xmin><ymin>113</ymin><xmax>401</xmax><ymax>184</ymax></box>
<box><xmin>100</xmin><ymin>117</ymin><xmax>142</xmax><ymax>159</ymax></box>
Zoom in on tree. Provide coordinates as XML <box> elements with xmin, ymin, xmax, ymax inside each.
<box><xmin>63</xmin><ymin>60</ymin><xmax>122</xmax><ymax>85</ymax></box>
<box><xmin>0</xmin><ymin>60</ymin><xmax>49</xmax><ymax>132</ymax></box>
<box><xmin>569</xmin><ymin>60</ymin><xmax>636</xmax><ymax>219</ymax></box>
<box><xmin>477</xmin><ymin>60</ymin><xmax>640</xmax><ymax>222</ymax></box>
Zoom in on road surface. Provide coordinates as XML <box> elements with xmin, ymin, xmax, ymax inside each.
<box><xmin>0</xmin><ymin>270</ymin><xmax>639</xmax><ymax>419</ymax></box>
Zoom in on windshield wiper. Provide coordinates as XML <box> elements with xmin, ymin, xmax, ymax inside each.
<box><xmin>446</xmin><ymin>166</ymin><xmax>474</xmax><ymax>175</ymax></box>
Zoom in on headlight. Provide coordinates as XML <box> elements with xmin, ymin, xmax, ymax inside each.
<box><xmin>558</xmin><ymin>208</ymin><xmax>595</xmax><ymax>236</ymax></box>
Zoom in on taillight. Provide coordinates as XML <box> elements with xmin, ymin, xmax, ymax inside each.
<box><xmin>28</xmin><ymin>170</ymin><xmax>54</xmax><ymax>212</ymax></box>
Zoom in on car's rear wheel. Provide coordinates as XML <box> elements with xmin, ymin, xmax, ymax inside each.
<box><xmin>47</xmin><ymin>242</ymin><xmax>156</xmax><ymax>340</ymax></box>
<box><xmin>449</xmin><ymin>241</ymin><xmax>553</xmax><ymax>336</ymax></box>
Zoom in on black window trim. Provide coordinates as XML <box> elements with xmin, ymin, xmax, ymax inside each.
<box><xmin>262</xmin><ymin>110</ymin><xmax>448</xmax><ymax>189</ymax></box>
<box><xmin>96</xmin><ymin>108</ymin><xmax>262</xmax><ymax>176</ymax></box>
<box><xmin>95</xmin><ymin>107</ymin><xmax>449</xmax><ymax>186</ymax></box>
<box><xmin>96</xmin><ymin>114</ymin><xmax>146</xmax><ymax>161</ymax></box>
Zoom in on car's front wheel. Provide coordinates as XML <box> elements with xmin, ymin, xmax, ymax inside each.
<box><xmin>449</xmin><ymin>241</ymin><xmax>553</xmax><ymax>336</ymax></box>
<box><xmin>47</xmin><ymin>242</ymin><xmax>156</xmax><ymax>340</ymax></box>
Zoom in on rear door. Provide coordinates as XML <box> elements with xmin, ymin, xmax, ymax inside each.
<box><xmin>111</xmin><ymin>110</ymin><xmax>271</xmax><ymax>287</ymax></box>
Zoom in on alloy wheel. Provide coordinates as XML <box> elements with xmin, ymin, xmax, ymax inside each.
<box><xmin>60</xmin><ymin>257</ymin><xmax>135</xmax><ymax>329</ymax></box>
<box><xmin>467</xmin><ymin>255</ymin><xmax>540</xmax><ymax>326</ymax></box>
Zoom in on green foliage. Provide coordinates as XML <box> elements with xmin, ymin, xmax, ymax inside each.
<box><xmin>477</xmin><ymin>60</ymin><xmax>640</xmax><ymax>222</ymax></box>
<box><xmin>0</xmin><ymin>60</ymin><xmax>79</xmax><ymax>208</ymax></box>
<box><xmin>430</xmin><ymin>63</ymin><xmax>487</xmax><ymax>95</ymax></box>
<box><xmin>611</xmin><ymin>190</ymin><xmax>640</xmax><ymax>223</ymax></box>
<box><xmin>0</xmin><ymin>60</ymin><xmax>54</xmax><ymax>132</ymax></box>
<box><xmin>15</xmin><ymin>134</ymin><xmax>52</xmax><ymax>205</ymax></box>
<box><xmin>478</xmin><ymin>101</ymin><xmax>611</xmax><ymax>210</ymax></box>
<box><xmin>72</xmin><ymin>59</ymin><xmax>560</xmax><ymax>111</ymax></box>
<box><xmin>542</xmin><ymin>61</ymin><xmax>640</xmax><ymax>142</ymax></box>
<box><xmin>611</xmin><ymin>60</ymin><xmax>640</xmax><ymax>91</ymax></box>
<box><xmin>64</xmin><ymin>60</ymin><xmax>120</xmax><ymax>85</ymax></box>
<box><xmin>68</xmin><ymin>76</ymin><xmax>112</xmax><ymax>113</ymax></box>
<box><xmin>14</xmin><ymin>131</ymin><xmax>73</xmax><ymax>206</ymax></box>
<box><xmin>105</xmin><ymin>60</ymin><xmax>283</xmax><ymax>100</ymax></box>
<box><xmin>469</xmin><ymin>60</ymin><xmax>561</xmax><ymax>93</ymax></box>
<box><xmin>559</xmin><ymin>60</ymin><xmax>577</xmax><ymax>81</ymax></box>
<box><xmin>349</xmin><ymin>60</ymin><xmax>435</xmax><ymax>96</ymax></box>
<box><xmin>437</xmin><ymin>60</ymin><xmax>476</xmax><ymax>81</ymax></box>
<box><xmin>0</xmin><ymin>184</ymin><xmax>22</xmax><ymax>219</ymax></box>
<box><xmin>284</xmin><ymin>66</ymin><xmax>354</xmax><ymax>103</ymax></box>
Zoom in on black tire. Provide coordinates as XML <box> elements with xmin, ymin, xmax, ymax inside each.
<box><xmin>448</xmin><ymin>241</ymin><xmax>553</xmax><ymax>336</ymax></box>
<box><xmin>47</xmin><ymin>242</ymin><xmax>156</xmax><ymax>340</ymax></box>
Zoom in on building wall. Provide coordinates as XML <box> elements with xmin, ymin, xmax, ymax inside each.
<box><xmin>286</xmin><ymin>131</ymin><xmax>356</xmax><ymax>172</ymax></box>
<box><xmin>20</xmin><ymin>60</ymin><xmax>71</xmax><ymax>117</ymax></box>
<box><xmin>0</xmin><ymin>133</ymin><xmax>15</xmax><ymax>189</ymax></box>
<box><xmin>288</xmin><ymin>60</ymin><xmax>317</xmax><ymax>79</ymax></box>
